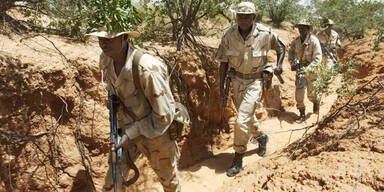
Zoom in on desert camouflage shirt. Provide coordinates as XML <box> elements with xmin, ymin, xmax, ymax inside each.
<box><xmin>316</xmin><ymin>29</ymin><xmax>341</xmax><ymax>52</ymax></box>
<box><xmin>215</xmin><ymin>23</ymin><xmax>285</xmax><ymax>75</ymax></box>
<box><xmin>288</xmin><ymin>34</ymin><xmax>322</xmax><ymax>70</ymax></box>
<box><xmin>99</xmin><ymin>44</ymin><xmax>175</xmax><ymax>139</ymax></box>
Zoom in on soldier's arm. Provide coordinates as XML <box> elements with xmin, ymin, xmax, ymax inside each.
<box><xmin>307</xmin><ymin>37</ymin><xmax>322</xmax><ymax>70</ymax></box>
<box><xmin>216</xmin><ymin>33</ymin><xmax>230</xmax><ymax>97</ymax></box>
<box><xmin>288</xmin><ymin>39</ymin><xmax>297</xmax><ymax>70</ymax></box>
<box><xmin>220</xmin><ymin>62</ymin><xmax>229</xmax><ymax>97</ymax></box>
<box><xmin>124</xmin><ymin>65</ymin><xmax>175</xmax><ymax>139</ymax></box>
<box><xmin>336</xmin><ymin>37</ymin><xmax>345</xmax><ymax>52</ymax></box>
<box><xmin>270</xmin><ymin>32</ymin><xmax>286</xmax><ymax>74</ymax></box>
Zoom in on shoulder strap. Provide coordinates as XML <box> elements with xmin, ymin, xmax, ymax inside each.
<box><xmin>132</xmin><ymin>50</ymin><xmax>144</xmax><ymax>94</ymax></box>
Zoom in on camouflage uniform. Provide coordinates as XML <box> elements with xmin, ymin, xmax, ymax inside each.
<box><xmin>288</xmin><ymin>34</ymin><xmax>322</xmax><ymax>110</ymax></box>
<box><xmin>317</xmin><ymin>29</ymin><xmax>342</xmax><ymax>68</ymax></box>
<box><xmin>100</xmin><ymin>45</ymin><xmax>180</xmax><ymax>192</ymax></box>
<box><xmin>216</xmin><ymin>23</ymin><xmax>285</xmax><ymax>153</ymax></box>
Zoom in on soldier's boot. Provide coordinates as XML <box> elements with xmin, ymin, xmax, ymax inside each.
<box><xmin>256</xmin><ymin>133</ymin><xmax>269</xmax><ymax>157</ymax></box>
<box><xmin>313</xmin><ymin>102</ymin><xmax>320</xmax><ymax>114</ymax></box>
<box><xmin>226</xmin><ymin>152</ymin><xmax>244</xmax><ymax>177</ymax></box>
<box><xmin>295</xmin><ymin>108</ymin><xmax>306</xmax><ymax>124</ymax></box>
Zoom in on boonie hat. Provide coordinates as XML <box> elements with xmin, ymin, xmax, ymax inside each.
<box><xmin>85</xmin><ymin>27</ymin><xmax>139</xmax><ymax>39</ymax></box>
<box><xmin>294</xmin><ymin>19</ymin><xmax>313</xmax><ymax>31</ymax></box>
<box><xmin>321</xmin><ymin>18</ymin><xmax>335</xmax><ymax>26</ymax></box>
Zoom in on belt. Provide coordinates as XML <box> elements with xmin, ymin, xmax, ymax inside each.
<box><xmin>234</xmin><ymin>71</ymin><xmax>262</xmax><ymax>79</ymax></box>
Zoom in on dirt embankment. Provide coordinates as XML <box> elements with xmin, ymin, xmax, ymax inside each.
<box><xmin>0</xmin><ymin>29</ymin><xmax>241</xmax><ymax>191</ymax></box>
<box><xmin>1</xmin><ymin>15</ymin><xmax>383</xmax><ymax>191</ymax></box>
<box><xmin>218</xmin><ymin>37</ymin><xmax>384</xmax><ymax>192</ymax></box>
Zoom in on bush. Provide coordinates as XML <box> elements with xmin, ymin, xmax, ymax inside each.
<box><xmin>260</xmin><ymin>0</ymin><xmax>300</xmax><ymax>28</ymax></box>
<box><xmin>17</xmin><ymin>0</ymin><xmax>142</xmax><ymax>40</ymax></box>
<box><xmin>312</xmin><ymin>0</ymin><xmax>384</xmax><ymax>40</ymax></box>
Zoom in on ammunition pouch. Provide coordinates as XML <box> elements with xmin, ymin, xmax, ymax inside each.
<box><xmin>169</xmin><ymin>102</ymin><xmax>190</xmax><ymax>140</ymax></box>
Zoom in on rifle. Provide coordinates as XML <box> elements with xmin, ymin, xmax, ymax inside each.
<box><xmin>293</xmin><ymin>62</ymin><xmax>304</xmax><ymax>87</ymax></box>
<box><xmin>108</xmin><ymin>93</ymin><xmax>140</xmax><ymax>190</ymax></box>
<box><xmin>108</xmin><ymin>92</ymin><xmax>121</xmax><ymax>192</ymax></box>
<box><xmin>321</xmin><ymin>43</ymin><xmax>337</xmax><ymax>63</ymax></box>
<box><xmin>221</xmin><ymin>70</ymin><xmax>232</xmax><ymax>134</ymax></box>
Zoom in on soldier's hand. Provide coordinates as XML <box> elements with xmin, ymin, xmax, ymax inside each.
<box><xmin>274</xmin><ymin>66</ymin><xmax>282</xmax><ymax>75</ymax></box>
<box><xmin>110</xmin><ymin>144</ymin><xmax>116</xmax><ymax>152</ymax></box>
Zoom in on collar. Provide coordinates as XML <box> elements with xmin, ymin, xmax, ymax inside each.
<box><xmin>236</xmin><ymin>23</ymin><xmax>257</xmax><ymax>41</ymax></box>
<box><xmin>301</xmin><ymin>34</ymin><xmax>311</xmax><ymax>46</ymax></box>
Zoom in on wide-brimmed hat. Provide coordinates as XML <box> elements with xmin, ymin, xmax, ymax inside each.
<box><xmin>321</xmin><ymin>18</ymin><xmax>335</xmax><ymax>26</ymax></box>
<box><xmin>85</xmin><ymin>27</ymin><xmax>139</xmax><ymax>39</ymax></box>
<box><xmin>236</xmin><ymin>2</ymin><xmax>261</xmax><ymax>15</ymax></box>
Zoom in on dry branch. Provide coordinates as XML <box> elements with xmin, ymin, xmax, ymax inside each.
<box><xmin>74</xmin><ymin>87</ymin><xmax>96</xmax><ymax>192</ymax></box>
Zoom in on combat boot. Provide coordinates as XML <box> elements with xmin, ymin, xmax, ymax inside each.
<box><xmin>226</xmin><ymin>152</ymin><xmax>244</xmax><ymax>177</ymax></box>
<box><xmin>256</xmin><ymin>133</ymin><xmax>269</xmax><ymax>157</ymax></box>
<box><xmin>295</xmin><ymin>108</ymin><xmax>306</xmax><ymax>123</ymax></box>
<box><xmin>313</xmin><ymin>102</ymin><xmax>320</xmax><ymax>114</ymax></box>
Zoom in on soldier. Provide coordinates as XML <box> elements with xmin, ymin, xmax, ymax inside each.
<box><xmin>316</xmin><ymin>18</ymin><xmax>345</xmax><ymax>68</ymax></box>
<box><xmin>87</xmin><ymin>29</ymin><xmax>185</xmax><ymax>192</ymax></box>
<box><xmin>216</xmin><ymin>1</ymin><xmax>285</xmax><ymax>177</ymax></box>
<box><xmin>288</xmin><ymin>20</ymin><xmax>322</xmax><ymax>123</ymax></box>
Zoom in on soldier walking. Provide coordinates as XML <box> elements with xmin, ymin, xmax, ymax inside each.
<box><xmin>288</xmin><ymin>20</ymin><xmax>322</xmax><ymax>123</ymax></box>
<box><xmin>316</xmin><ymin>18</ymin><xmax>345</xmax><ymax>68</ymax></box>
<box><xmin>216</xmin><ymin>1</ymin><xmax>285</xmax><ymax>177</ymax></box>
<box><xmin>87</xmin><ymin>29</ymin><xmax>187</xmax><ymax>192</ymax></box>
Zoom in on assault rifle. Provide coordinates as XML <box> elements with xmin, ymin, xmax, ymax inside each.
<box><xmin>108</xmin><ymin>92</ymin><xmax>122</xmax><ymax>192</ymax></box>
<box><xmin>321</xmin><ymin>43</ymin><xmax>337</xmax><ymax>65</ymax></box>
<box><xmin>108</xmin><ymin>93</ymin><xmax>140</xmax><ymax>190</ymax></box>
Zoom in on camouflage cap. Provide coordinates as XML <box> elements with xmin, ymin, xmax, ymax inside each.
<box><xmin>294</xmin><ymin>19</ymin><xmax>313</xmax><ymax>31</ymax></box>
<box><xmin>85</xmin><ymin>27</ymin><xmax>139</xmax><ymax>39</ymax></box>
<box><xmin>236</xmin><ymin>2</ymin><xmax>260</xmax><ymax>15</ymax></box>
<box><xmin>294</xmin><ymin>19</ymin><xmax>312</xmax><ymax>27</ymax></box>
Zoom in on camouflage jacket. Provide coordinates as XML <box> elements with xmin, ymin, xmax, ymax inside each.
<box><xmin>316</xmin><ymin>29</ymin><xmax>341</xmax><ymax>52</ymax></box>
<box><xmin>288</xmin><ymin>34</ymin><xmax>322</xmax><ymax>70</ymax></box>
<box><xmin>99</xmin><ymin>45</ymin><xmax>176</xmax><ymax>139</ymax></box>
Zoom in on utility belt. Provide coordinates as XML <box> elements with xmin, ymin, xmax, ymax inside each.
<box><xmin>233</xmin><ymin>70</ymin><xmax>262</xmax><ymax>80</ymax></box>
<box><xmin>229</xmin><ymin>68</ymin><xmax>272</xmax><ymax>90</ymax></box>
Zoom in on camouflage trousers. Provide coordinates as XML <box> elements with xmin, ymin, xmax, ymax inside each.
<box><xmin>295</xmin><ymin>73</ymin><xmax>319</xmax><ymax>110</ymax></box>
<box><xmin>231</xmin><ymin>77</ymin><xmax>263</xmax><ymax>154</ymax></box>
<box><xmin>104</xmin><ymin>130</ymin><xmax>180</xmax><ymax>192</ymax></box>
